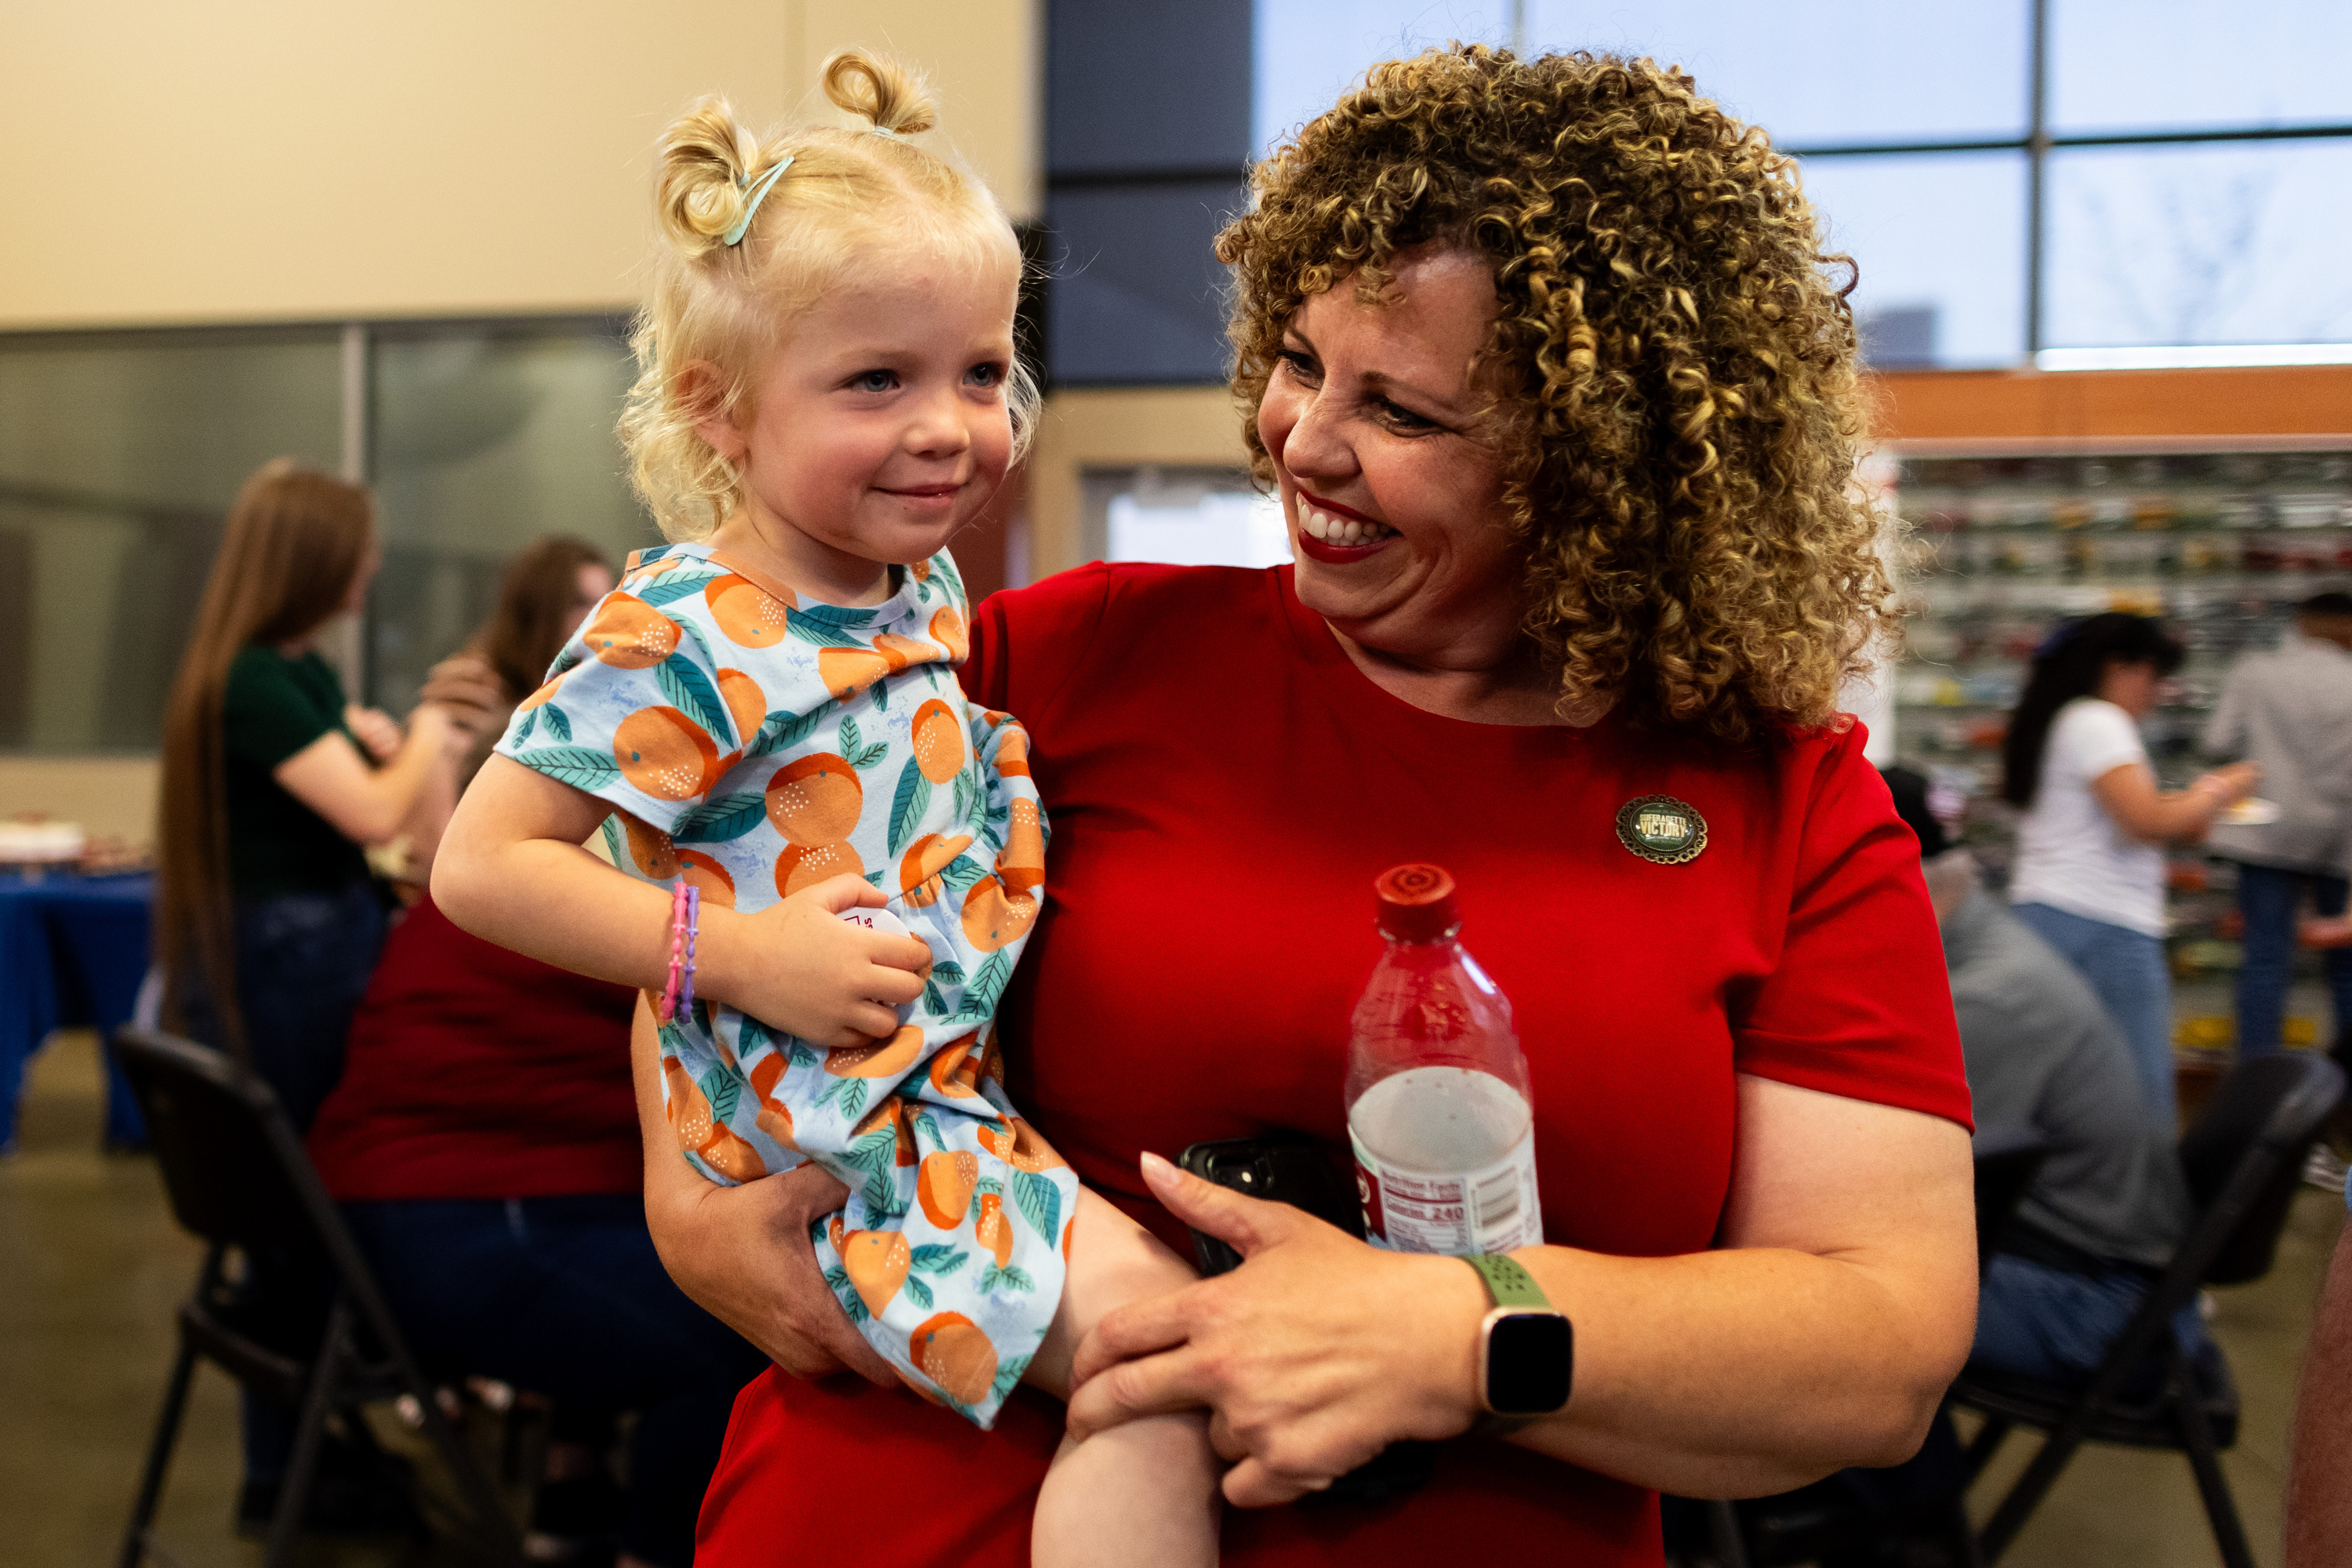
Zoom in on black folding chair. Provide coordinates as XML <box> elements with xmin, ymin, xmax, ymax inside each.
<box><xmin>1673</xmin><ymin>1135</ymin><xmax>2055</xmax><ymax>1568</ymax></box>
<box><xmin>1955</xmin><ymin>1051</ymin><xmax>2345</xmax><ymax>1568</ymax></box>
<box><xmin>113</xmin><ymin>1027</ymin><xmax>524</xmax><ymax>1568</ymax></box>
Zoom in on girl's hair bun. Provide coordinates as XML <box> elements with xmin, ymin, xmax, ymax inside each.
<box><xmin>654</xmin><ymin>96</ymin><xmax>777</xmax><ymax>259</ymax></box>
<box><xmin>822</xmin><ymin>50</ymin><xmax>938</xmax><ymax>136</ymax></box>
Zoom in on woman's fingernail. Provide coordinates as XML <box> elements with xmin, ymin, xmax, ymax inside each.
<box><xmin>1139</xmin><ymin>1150</ymin><xmax>1178</xmax><ymax>1190</ymax></box>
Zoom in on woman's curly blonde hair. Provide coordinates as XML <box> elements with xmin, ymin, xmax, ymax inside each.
<box><xmin>1220</xmin><ymin>45</ymin><xmax>1893</xmax><ymax>742</ymax></box>
<box><xmin>621</xmin><ymin>52</ymin><xmax>1040</xmax><ymax>541</ymax></box>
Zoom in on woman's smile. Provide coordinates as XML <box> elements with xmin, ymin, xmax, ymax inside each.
<box><xmin>1290</xmin><ymin>487</ymin><xmax>1399</xmax><ymax>558</ymax></box>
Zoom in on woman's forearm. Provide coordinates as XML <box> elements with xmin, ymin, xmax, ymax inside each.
<box><xmin>2091</xmin><ymin>761</ymin><xmax>2242</xmax><ymax>844</ymax></box>
<box><xmin>275</xmin><ymin>710</ymin><xmax>456</xmax><ymax>844</ymax></box>
<box><xmin>1504</xmin><ymin>1241</ymin><xmax>1969</xmax><ymax>1496</ymax></box>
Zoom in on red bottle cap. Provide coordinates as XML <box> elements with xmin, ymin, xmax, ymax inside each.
<box><xmin>1374</xmin><ymin>863</ymin><xmax>1460</xmax><ymax>942</ymax></box>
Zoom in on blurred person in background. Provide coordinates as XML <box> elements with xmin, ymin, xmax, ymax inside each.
<box><xmin>2001</xmin><ymin>613</ymin><xmax>2259</xmax><ymax>1127</ymax></box>
<box><xmin>307</xmin><ymin>534</ymin><xmax>763</xmax><ymax>1568</ymax></box>
<box><xmin>1888</xmin><ymin>767</ymin><xmax>2207</xmax><ymax>1382</ymax></box>
<box><xmin>156</xmin><ymin>458</ymin><xmax>464</xmax><ymax>1530</ymax></box>
<box><xmin>2201</xmin><ymin>590</ymin><xmax>2352</xmax><ymax>1062</ymax></box>
<box><xmin>365</xmin><ymin>535</ymin><xmax>617</xmax><ymax>887</ymax></box>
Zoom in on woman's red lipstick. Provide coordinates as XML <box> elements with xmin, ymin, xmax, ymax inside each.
<box><xmin>1291</xmin><ymin>488</ymin><xmax>1396</xmax><ymax>564</ymax></box>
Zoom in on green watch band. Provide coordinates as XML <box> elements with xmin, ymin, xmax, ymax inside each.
<box><xmin>1463</xmin><ymin>1252</ymin><xmax>1551</xmax><ymax>1309</ymax></box>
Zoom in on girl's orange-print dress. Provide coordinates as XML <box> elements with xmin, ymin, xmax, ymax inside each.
<box><xmin>494</xmin><ymin>543</ymin><xmax>1071</xmax><ymax>1427</ymax></box>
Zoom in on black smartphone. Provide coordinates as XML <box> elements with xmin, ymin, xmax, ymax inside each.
<box><xmin>1175</xmin><ymin>1134</ymin><xmax>1363</xmax><ymax>1276</ymax></box>
<box><xmin>1174</xmin><ymin>1134</ymin><xmax>1436</xmax><ymax>1507</ymax></box>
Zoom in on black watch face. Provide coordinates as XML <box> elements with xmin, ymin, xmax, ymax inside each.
<box><xmin>1486</xmin><ymin>1312</ymin><xmax>1573</xmax><ymax>1415</ymax></box>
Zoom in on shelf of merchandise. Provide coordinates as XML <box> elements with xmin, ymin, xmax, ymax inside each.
<box><xmin>1887</xmin><ymin>441</ymin><xmax>2352</xmax><ymax>1053</ymax></box>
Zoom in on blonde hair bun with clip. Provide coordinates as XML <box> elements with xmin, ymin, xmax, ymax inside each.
<box><xmin>822</xmin><ymin>50</ymin><xmax>938</xmax><ymax>136</ymax></box>
<box><xmin>653</xmin><ymin>97</ymin><xmax>785</xmax><ymax>260</ymax></box>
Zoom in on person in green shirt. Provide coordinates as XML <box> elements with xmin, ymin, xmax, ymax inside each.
<box><xmin>154</xmin><ymin>457</ymin><xmax>466</xmax><ymax>1530</ymax></box>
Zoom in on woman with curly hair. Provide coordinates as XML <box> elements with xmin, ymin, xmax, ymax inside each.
<box><xmin>652</xmin><ymin>45</ymin><xmax>1975</xmax><ymax>1566</ymax></box>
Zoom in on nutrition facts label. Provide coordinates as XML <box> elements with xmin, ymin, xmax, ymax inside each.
<box><xmin>1352</xmin><ymin>1126</ymin><xmax>1543</xmax><ymax>1255</ymax></box>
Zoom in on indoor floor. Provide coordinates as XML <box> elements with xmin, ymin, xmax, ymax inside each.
<box><xmin>3</xmin><ymin>1030</ymin><xmax>2343</xmax><ymax>1567</ymax></box>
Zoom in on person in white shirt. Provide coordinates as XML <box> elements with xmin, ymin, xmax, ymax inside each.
<box><xmin>2002</xmin><ymin>613</ymin><xmax>2258</xmax><ymax>1127</ymax></box>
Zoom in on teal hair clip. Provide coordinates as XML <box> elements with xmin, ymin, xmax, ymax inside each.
<box><xmin>722</xmin><ymin>158</ymin><xmax>793</xmax><ymax>247</ymax></box>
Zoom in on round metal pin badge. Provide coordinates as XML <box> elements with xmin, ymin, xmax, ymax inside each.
<box><xmin>1616</xmin><ymin>795</ymin><xmax>1708</xmax><ymax>865</ymax></box>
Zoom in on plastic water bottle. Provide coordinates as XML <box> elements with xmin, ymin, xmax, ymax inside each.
<box><xmin>1345</xmin><ymin>863</ymin><xmax>1543</xmax><ymax>1254</ymax></box>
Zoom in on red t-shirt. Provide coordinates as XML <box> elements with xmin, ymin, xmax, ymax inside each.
<box><xmin>699</xmin><ymin>564</ymin><xmax>1970</xmax><ymax>1566</ymax></box>
<box><xmin>307</xmin><ymin>892</ymin><xmax>642</xmax><ymax>1201</ymax></box>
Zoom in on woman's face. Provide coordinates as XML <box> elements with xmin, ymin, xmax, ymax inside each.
<box><xmin>1256</xmin><ymin>247</ymin><xmax>1520</xmax><ymax>671</ymax></box>
<box><xmin>2100</xmin><ymin>657</ymin><xmax>2161</xmax><ymax>718</ymax></box>
<box><xmin>573</xmin><ymin>561</ymin><xmax>615</xmax><ymax>618</ymax></box>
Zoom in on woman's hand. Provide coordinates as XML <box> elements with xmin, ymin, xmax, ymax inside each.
<box><xmin>1065</xmin><ymin>1152</ymin><xmax>1485</xmax><ymax>1507</ymax></box>
<box><xmin>419</xmin><ymin>652</ymin><xmax>510</xmax><ymax>741</ymax></box>
<box><xmin>630</xmin><ymin>1002</ymin><xmax>895</xmax><ymax>1383</ymax></box>
<box><xmin>344</xmin><ymin>704</ymin><xmax>405</xmax><ymax>763</ymax></box>
<box><xmin>2091</xmin><ymin>758</ymin><xmax>2259</xmax><ymax>844</ymax></box>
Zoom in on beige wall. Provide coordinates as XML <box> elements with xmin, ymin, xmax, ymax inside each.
<box><xmin>0</xmin><ymin>0</ymin><xmax>1039</xmax><ymax>330</ymax></box>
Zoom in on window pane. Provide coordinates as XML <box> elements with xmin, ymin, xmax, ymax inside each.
<box><xmin>1255</xmin><ymin>1</ymin><xmax>2031</xmax><ymax>156</ymax></box>
<box><xmin>1255</xmin><ymin>0</ymin><xmax>1514</xmax><ymax>153</ymax></box>
<box><xmin>1046</xmin><ymin>184</ymin><xmax>1246</xmax><ymax>386</ymax></box>
<box><xmin>0</xmin><ymin>332</ymin><xmax>341</xmax><ymax>752</ymax></box>
<box><xmin>1051</xmin><ymin>0</ymin><xmax>1253</xmax><ymax>176</ymax></box>
<box><xmin>368</xmin><ymin>327</ymin><xmax>657</xmax><ymax>711</ymax></box>
<box><xmin>1800</xmin><ymin>152</ymin><xmax>2027</xmax><ymax>368</ymax></box>
<box><xmin>2053</xmin><ymin>0</ymin><xmax>2352</xmax><ymax>133</ymax></box>
<box><xmin>2045</xmin><ymin>141</ymin><xmax>2352</xmax><ymax>349</ymax></box>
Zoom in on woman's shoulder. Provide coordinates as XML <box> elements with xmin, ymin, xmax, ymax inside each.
<box><xmin>989</xmin><ymin>561</ymin><xmax>1276</xmax><ymax>630</ymax></box>
<box><xmin>965</xmin><ymin>563</ymin><xmax>1281</xmax><ymax>714</ymax></box>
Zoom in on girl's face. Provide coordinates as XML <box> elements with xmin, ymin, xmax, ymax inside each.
<box><xmin>699</xmin><ymin>246</ymin><xmax>1018</xmax><ymax>599</ymax></box>
<box><xmin>1256</xmin><ymin>247</ymin><xmax>1520</xmax><ymax>673</ymax></box>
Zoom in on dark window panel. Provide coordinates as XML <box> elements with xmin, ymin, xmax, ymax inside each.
<box><xmin>1047</xmin><ymin>0</ymin><xmax>1254</xmax><ymax>176</ymax></box>
<box><xmin>1044</xmin><ymin>183</ymin><xmax>1247</xmax><ymax>386</ymax></box>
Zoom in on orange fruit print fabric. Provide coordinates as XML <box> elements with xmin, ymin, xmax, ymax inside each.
<box><xmin>493</xmin><ymin>543</ymin><xmax>1069</xmax><ymax>1428</ymax></box>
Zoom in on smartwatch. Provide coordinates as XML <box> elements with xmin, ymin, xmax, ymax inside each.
<box><xmin>1463</xmin><ymin>1254</ymin><xmax>1573</xmax><ymax>1428</ymax></box>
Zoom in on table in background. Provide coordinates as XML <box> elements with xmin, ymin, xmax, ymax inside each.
<box><xmin>0</xmin><ymin>872</ymin><xmax>153</xmax><ymax>1152</ymax></box>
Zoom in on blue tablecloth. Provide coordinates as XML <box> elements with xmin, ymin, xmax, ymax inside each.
<box><xmin>0</xmin><ymin>872</ymin><xmax>153</xmax><ymax>1152</ymax></box>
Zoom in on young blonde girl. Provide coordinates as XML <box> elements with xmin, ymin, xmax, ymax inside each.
<box><xmin>434</xmin><ymin>53</ymin><xmax>1219</xmax><ymax>1568</ymax></box>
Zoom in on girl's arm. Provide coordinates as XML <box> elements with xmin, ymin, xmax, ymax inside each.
<box><xmin>432</xmin><ymin>753</ymin><xmax>930</xmax><ymax>1046</ymax></box>
<box><xmin>2089</xmin><ymin>759</ymin><xmax>2259</xmax><ymax>844</ymax></box>
<box><xmin>1065</xmin><ymin>1074</ymin><xmax>1976</xmax><ymax>1505</ymax></box>
<box><xmin>274</xmin><ymin>703</ymin><xmax>460</xmax><ymax>845</ymax></box>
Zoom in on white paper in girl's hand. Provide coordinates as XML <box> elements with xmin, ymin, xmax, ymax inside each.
<box><xmin>838</xmin><ymin>904</ymin><xmax>913</xmax><ymax>937</ymax></box>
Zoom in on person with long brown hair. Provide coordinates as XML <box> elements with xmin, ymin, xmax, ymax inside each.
<box><xmin>158</xmin><ymin>459</ymin><xmax>465</xmax><ymax>1530</ymax></box>
<box><xmin>158</xmin><ymin>459</ymin><xmax>459</xmax><ymax>1124</ymax></box>
<box><xmin>385</xmin><ymin>534</ymin><xmax>618</xmax><ymax>879</ymax></box>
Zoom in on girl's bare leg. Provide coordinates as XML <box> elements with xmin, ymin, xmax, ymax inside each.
<box><xmin>1025</xmin><ymin>1187</ymin><xmax>1221</xmax><ymax>1568</ymax></box>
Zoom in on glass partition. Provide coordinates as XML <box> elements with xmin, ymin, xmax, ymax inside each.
<box><xmin>368</xmin><ymin>322</ymin><xmax>659</xmax><ymax>711</ymax></box>
<box><xmin>0</xmin><ymin>332</ymin><xmax>342</xmax><ymax>752</ymax></box>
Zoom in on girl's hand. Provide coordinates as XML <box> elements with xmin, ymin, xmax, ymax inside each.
<box><xmin>344</xmin><ymin>704</ymin><xmax>405</xmax><ymax>763</ymax></box>
<box><xmin>1064</xmin><ymin>1152</ymin><xmax>1486</xmax><ymax>1507</ymax></box>
<box><xmin>710</xmin><ymin>874</ymin><xmax>932</xmax><ymax>1047</ymax></box>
